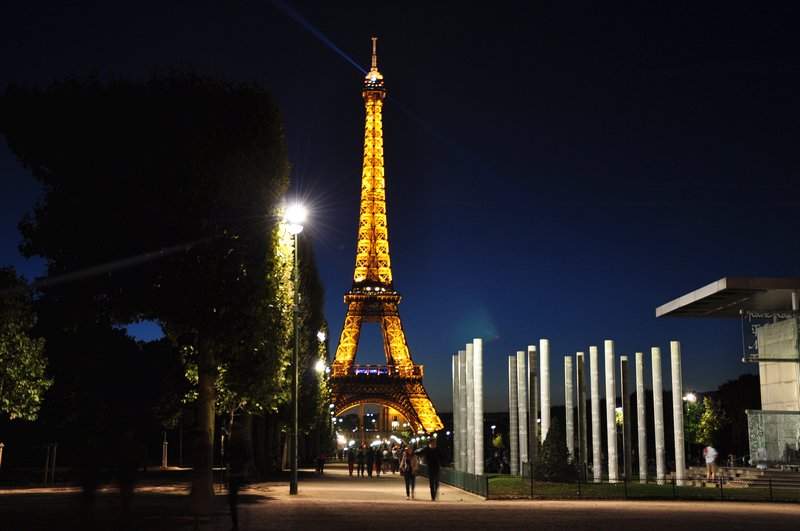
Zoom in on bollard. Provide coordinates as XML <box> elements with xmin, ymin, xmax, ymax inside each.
<box><xmin>43</xmin><ymin>444</ymin><xmax>51</xmax><ymax>484</ymax></box>
<box><xmin>50</xmin><ymin>444</ymin><xmax>57</xmax><ymax>484</ymax></box>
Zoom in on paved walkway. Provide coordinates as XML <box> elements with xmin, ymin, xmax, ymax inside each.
<box><xmin>2</xmin><ymin>462</ymin><xmax>799</xmax><ymax>530</ymax></box>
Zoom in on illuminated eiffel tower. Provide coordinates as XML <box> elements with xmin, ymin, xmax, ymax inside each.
<box><xmin>330</xmin><ymin>37</ymin><xmax>443</xmax><ymax>434</ymax></box>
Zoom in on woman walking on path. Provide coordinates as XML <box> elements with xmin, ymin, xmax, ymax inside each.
<box><xmin>399</xmin><ymin>446</ymin><xmax>419</xmax><ymax>499</ymax></box>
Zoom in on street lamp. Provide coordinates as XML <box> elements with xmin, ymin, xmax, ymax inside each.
<box><xmin>285</xmin><ymin>203</ymin><xmax>305</xmax><ymax>495</ymax></box>
<box><xmin>683</xmin><ymin>392</ymin><xmax>697</xmax><ymax>467</ymax></box>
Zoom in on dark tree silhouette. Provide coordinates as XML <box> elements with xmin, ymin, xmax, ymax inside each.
<box><xmin>1</xmin><ymin>70</ymin><xmax>292</xmax><ymax>498</ymax></box>
<box><xmin>533</xmin><ymin>416</ymin><xmax>578</xmax><ymax>482</ymax></box>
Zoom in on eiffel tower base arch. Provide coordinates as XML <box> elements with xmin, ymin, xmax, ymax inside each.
<box><xmin>331</xmin><ymin>374</ymin><xmax>443</xmax><ymax>434</ymax></box>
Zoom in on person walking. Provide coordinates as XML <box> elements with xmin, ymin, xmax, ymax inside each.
<box><xmin>391</xmin><ymin>444</ymin><xmax>401</xmax><ymax>474</ymax></box>
<box><xmin>374</xmin><ymin>445</ymin><xmax>383</xmax><ymax>476</ymax></box>
<box><xmin>416</xmin><ymin>438</ymin><xmax>442</xmax><ymax>501</ymax></box>
<box><xmin>347</xmin><ymin>447</ymin><xmax>356</xmax><ymax>476</ymax></box>
<box><xmin>116</xmin><ymin>426</ymin><xmax>143</xmax><ymax>527</ymax></box>
<box><xmin>356</xmin><ymin>445</ymin><xmax>366</xmax><ymax>476</ymax></box>
<box><xmin>366</xmin><ymin>445</ymin><xmax>375</xmax><ymax>477</ymax></box>
<box><xmin>703</xmin><ymin>442</ymin><xmax>718</xmax><ymax>480</ymax></box>
<box><xmin>316</xmin><ymin>450</ymin><xmax>326</xmax><ymax>474</ymax></box>
<box><xmin>227</xmin><ymin>420</ymin><xmax>249</xmax><ymax>531</ymax></box>
<box><xmin>399</xmin><ymin>445</ymin><xmax>419</xmax><ymax>499</ymax></box>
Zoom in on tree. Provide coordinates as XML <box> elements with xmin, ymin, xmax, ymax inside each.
<box><xmin>712</xmin><ymin>373</ymin><xmax>760</xmax><ymax>458</ymax></box>
<box><xmin>1</xmin><ymin>71</ymin><xmax>292</xmax><ymax>498</ymax></box>
<box><xmin>532</xmin><ymin>417</ymin><xmax>578</xmax><ymax>482</ymax></box>
<box><xmin>684</xmin><ymin>396</ymin><xmax>704</xmax><ymax>451</ymax></box>
<box><xmin>0</xmin><ymin>267</ymin><xmax>51</xmax><ymax>422</ymax></box>
<box><xmin>697</xmin><ymin>396</ymin><xmax>725</xmax><ymax>446</ymax></box>
<box><xmin>492</xmin><ymin>433</ymin><xmax>505</xmax><ymax>451</ymax></box>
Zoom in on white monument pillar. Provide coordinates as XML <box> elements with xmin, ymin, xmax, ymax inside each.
<box><xmin>452</xmin><ymin>353</ymin><xmax>460</xmax><ymax>471</ymax></box>
<box><xmin>604</xmin><ymin>339</ymin><xmax>618</xmax><ymax>482</ymax></box>
<box><xmin>620</xmin><ymin>356</ymin><xmax>632</xmax><ymax>479</ymax></box>
<box><xmin>458</xmin><ymin>349</ymin><xmax>467</xmax><ymax>472</ymax></box>
<box><xmin>671</xmin><ymin>340</ymin><xmax>685</xmax><ymax>483</ymax></box>
<box><xmin>473</xmin><ymin>338</ymin><xmax>484</xmax><ymax>475</ymax></box>
<box><xmin>651</xmin><ymin>346</ymin><xmax>666</xmax><ymax>483</ymax></box>
<box><xmin>635</xmin><ymin>352</ymin><xmax>648</xmax><ymax>483</ymax></box>
<box><xmin>508</xmin><ymin>355</ymin><xmax>519</xmax><ymax>475</ymax></box>
<box><xmin>576</xmin><ymin>352</ymin><xmax>588</xmax><ymax>477</ymax></box>
<box><xmin>516</xmin><ymin>351</ymin><xmax>528</xmax><ymax>466</ymax></box>
<box><xmin>540</xmin><ymin>339</ymin><xmax>551</xmax><ymax>442</ymax></box>
<box><xmin>590</xmin><ymin>345</ymin><xmax>602</xmax><ymax>482</ymax></box>
<box><xmin>565</xmin><ymin>355</ymin><xmax>574</xmax><ymax>460</ymax></box>
<box><xmin>465</xmin><ymin>343</ymin><xmax>475</xmax><ymax>474</ymax></box>
<box><xmin>528</xmin><ymin>345</ymin><xmax>539</xmax><ymax>469</ymax></box>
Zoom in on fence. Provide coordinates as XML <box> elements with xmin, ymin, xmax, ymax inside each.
<box><xmin>422</xmin><ymin>466</ymin><xmax>800</xmax><ymax>503</ymax></box>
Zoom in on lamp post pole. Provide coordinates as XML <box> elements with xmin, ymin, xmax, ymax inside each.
<box><xmin>290</xmin><ymin>230</ymin><xmax>299</xmax><ymax>494</ymax></box>
<box><xmin>683</xmin><ymin>392</ymin><xmax>696</xmax><ymax>471</ymax></box>
<box><xmin>285</xmin><ymin>203</ymin><xmax>305</xmax><ymax>496</ymax></box>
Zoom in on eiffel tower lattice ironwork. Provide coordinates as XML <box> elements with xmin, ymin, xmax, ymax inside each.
<box><xmin>330</xmin><ymin>37</ymin><xmax>443</xmax><ymax>434</ymax></box>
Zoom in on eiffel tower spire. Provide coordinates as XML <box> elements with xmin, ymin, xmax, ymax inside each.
<box><xmin>355</xmin><ymin>36</ymin><xmax>391</xmax><ymax>289</ymax></box>
<box><xmin>330</xmin><ymin>38</ymin><xmax>443</xmax><ymax>434</ymax></box>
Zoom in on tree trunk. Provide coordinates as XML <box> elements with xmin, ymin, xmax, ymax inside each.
<box><xmin>191</xmin><ymin>340</ymin><xmax>216</xmax><ymax>504</ymax></box>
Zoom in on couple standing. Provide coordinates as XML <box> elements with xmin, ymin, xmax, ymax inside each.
<box><xmin>400</xmin><ymin>438</ymin><xmax>442</xmax><ymax>501</ymax></box>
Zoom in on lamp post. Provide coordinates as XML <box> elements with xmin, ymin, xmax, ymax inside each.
<box><xmin>285</xmin><ymin>203</ymin><xmax>305</xmax><ymax>495</ymax></box>
<box><xmin>683</xmin><ymin>392</ymin><xmax>697</xmax><ymax>468</ymax></box>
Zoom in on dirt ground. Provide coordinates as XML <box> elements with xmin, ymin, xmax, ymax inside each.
<box><xmin>2</xmin><ymin>462</ymin><xmax>799</xmax><ymax>530</ymax></box>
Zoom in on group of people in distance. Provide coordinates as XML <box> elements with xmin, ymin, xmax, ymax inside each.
<box><xmin>347</xmin><ymin>442</ymin><xmax>401</xmax><ymax>477</ymax></box>
<box><xmin>345</xmin><ymin>438</ymin><xmax>443</xmax><ymax>501</ymax></box>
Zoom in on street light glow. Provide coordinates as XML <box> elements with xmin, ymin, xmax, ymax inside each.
<box><xmin>285</xmin><ymin>203</ymin><xmax>306</xmax><ymax>235</ymax></box>
<box><xmin>285</xmin><ymin>203</ymin><xmax>306</xmax><ymax>224</ymax></box>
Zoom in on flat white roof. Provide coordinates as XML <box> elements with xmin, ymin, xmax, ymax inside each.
<box><xmin>656</xmin><ymin>277</ymin><xmax>800</xmax><ymax>318</ymax></box>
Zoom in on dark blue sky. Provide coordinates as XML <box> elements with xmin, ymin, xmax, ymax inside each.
<box><xmin>2</xmin><ymin>1</ymin><xmax>799</xmax><ymax>412</ymax></box>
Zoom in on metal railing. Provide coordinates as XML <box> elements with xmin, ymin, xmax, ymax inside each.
<box><xmin>427</xmin><ymin>466</ymin><xmax>800</xmax><ymax>503</ymax></box>
<box><xmin>330</xmin><ymin>364</ymin><xmax>423</xmax><ymax>378</ymax></box>
<box><xmin>418</xmin><ymin>464</ymin><xmax>488</xmax><ymax>497</ymax></box>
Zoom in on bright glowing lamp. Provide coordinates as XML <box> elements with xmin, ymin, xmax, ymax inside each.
<box><xmin>285</xmin><ymin>203</ymin><xmax>306</xmax><ymax>235</ymax></box>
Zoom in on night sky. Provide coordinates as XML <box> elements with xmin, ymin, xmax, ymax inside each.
<box><xmin>2</xmin><ymin>1</ymin><xmax>799</xmax><ymax>412</ymax></box>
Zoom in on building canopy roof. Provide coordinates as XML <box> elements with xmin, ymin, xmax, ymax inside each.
<box><xmin>656</xmin><ymin>277</ymin><xmax>800</xmax><ymax>318</ymax></box>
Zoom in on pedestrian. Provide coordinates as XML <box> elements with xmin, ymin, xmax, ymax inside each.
<box><xmin>391</xmin><ymin>445</ymin><xmax>401</xmax><ymax>473</ymax></box>
<box><xmin>227</xmin><ymin>419</ymin><xmax>250</xmax><ymax>531</ymax></box>
<box><xmin>416</xmin><ymin>437</ymin><xmax>442</xmax><ymax>500</ymax></box>
<box><xmin>356</xmin><ymin>444</ymin><xmax>366</xmax><ymax>476</ymax></box>
<box><xmin>399</xmin><ymin>445</ymin><xmax>419</xmax><ymax>499</ymax></box>
<box><xmin>347</xmin><ymin>447</ymin><xmax>356</xmax><ymax>476</ymax></box>
<box><xmin>374</xmin><ymin>445</ymin><xmax>383</xmax><ymax>476</ymax></box>
<box><xmin>316</xmin><ymin>450</ymin><xmax>326</xmax><ymax>474</ymax></box>
<box><xmin>116</xmin><ymin>426</ymin><xmax>143</xmax><ymax>527</ymax></box>
<box><xmin>703</xmin><ymin>442</ymin><xmax>718</xmax><ymax>480</ymax></box>
<box><xmin>366</xmin><ymin>445</ymin><xmax>375</xmax><ymax>477</ymax></box>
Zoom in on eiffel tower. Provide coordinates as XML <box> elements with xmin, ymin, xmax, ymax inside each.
<box><xmin>330</xmin><ymin>37</ymin><xmax>443</xmax><ymax>434</ymax></box>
